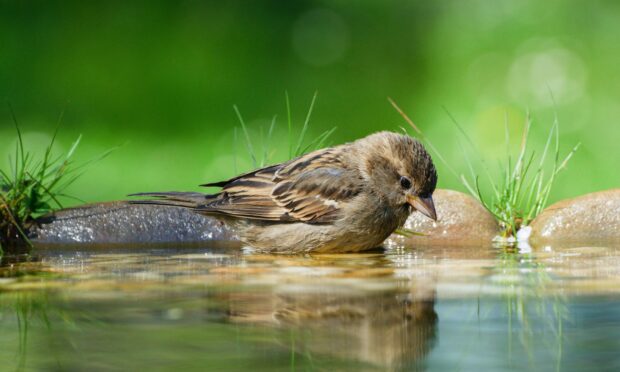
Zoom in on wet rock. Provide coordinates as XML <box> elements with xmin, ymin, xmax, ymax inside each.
<box><xmin>530</xmin><ymin>189</ymin><xmax>620</xmax><ymax>246</ymax></box>
<box><xmin>387</xmin><ymin>189</ymin><xmax>500</xmax><ymax>247</ymax></box>
<box><xmin>28</xmin><ymin>190</ymin><xmax>499</xmax><ymax>249</ymax></box>
<box><xmin>28</xmin><ymin>201</ymin><xmax>236</xmax><ymax>246</ymax></box>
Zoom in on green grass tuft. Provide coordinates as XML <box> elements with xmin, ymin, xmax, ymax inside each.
<box><xmin>389</xmin><ymin>98</ymin><xmax>579</xmax><ymax>238</ymax></box>
<box><xmin>455</xmin><ymin>112</ymin><xmax>580</xmax><ymax>237</ymax></box>
<box><xmin>0</xmin><ymin>110</ymin><xmax>115</xmax><ymax>252</ymax></box>
<box><xmin>233</xmin><ymin>92</ymin><xmax>336</xmax><ymax>169</ymax></box>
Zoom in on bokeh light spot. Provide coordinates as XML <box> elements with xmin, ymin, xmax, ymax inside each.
<box><xmin>507</xmin><ymin>42</ymin><xmax>587</xmax><ymax>107</ymax></box>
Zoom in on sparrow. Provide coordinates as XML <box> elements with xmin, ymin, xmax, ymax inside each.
<box><xmin>131</xmin><ymin>131</ymin><xmax>437</xmax><ymax>253</ymax></box>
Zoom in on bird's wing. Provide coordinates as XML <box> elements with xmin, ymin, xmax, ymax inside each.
<box><xmin>199</xmin><ymin>147</ymin><xmax>362</xmax><ymax>223</ymax></box>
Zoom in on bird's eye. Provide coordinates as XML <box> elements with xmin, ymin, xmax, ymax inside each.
<box><xmin>399</xmin><ymin>176</ymin><xmax>412</xmax><ymax>189</ymax></box>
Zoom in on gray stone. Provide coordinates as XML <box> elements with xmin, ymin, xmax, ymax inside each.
<box><xmin>530</xmin><ymin>189</ymin><xmax>620</xmax><ymax>246</ymax></box>
<box><xmin>29</xmin><ymin>201</ymin><xmax>236</xmax><ymax>247</ymax></box>
<box><xmin>387</xmin><ymin>189</ymin><xmax>500</xmax><ymax>247</ymax></box>
<box><xmin>28</xmin><ymin>189</ymin><xmax>500</xmax><ymax>249</ymax></box>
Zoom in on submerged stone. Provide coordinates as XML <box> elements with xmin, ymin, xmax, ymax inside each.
<box><xmin>530</xmin><ymin>189</ymin><xmax>620</xmax><ymax>246</ymax></box>
<box><xmin>29</xmin><ymin>201</ymin><xmax>236</xmax><ymax>246</ymax></box>
<box><xmin>387</xmin><ymin>189</ymin><xmax>500</xmax><ymax>247</ymax></box>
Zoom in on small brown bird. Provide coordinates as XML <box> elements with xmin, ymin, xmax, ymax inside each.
<box><xmin>132</xmin><ymin>131</ymin><xmax>437</xmax><ymax>253</ymax></box>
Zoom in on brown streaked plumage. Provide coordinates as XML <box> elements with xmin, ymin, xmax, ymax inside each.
<box><xmin>131</xmin><ymin>131</ymin><xmax>438</xmax><ymax>253</ymax></box>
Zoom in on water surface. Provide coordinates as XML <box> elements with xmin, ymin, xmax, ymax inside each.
<box><xmin>2</xmin><ymin>242</ymin><xmax>620</xmax><ymax>371</ymax></box>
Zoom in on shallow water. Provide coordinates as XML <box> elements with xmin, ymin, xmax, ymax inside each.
<box><xmin>2</xmin><ymin>242</ymin><xmax>620</xmax><ymax>371</ymax></box>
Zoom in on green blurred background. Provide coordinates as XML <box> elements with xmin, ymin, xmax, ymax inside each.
<box><xmin>1</xmin><ymin>0</ymin><xmax>619</xmax><ymax>205</ymax></box>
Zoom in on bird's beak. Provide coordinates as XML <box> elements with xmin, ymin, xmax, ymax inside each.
<box><xmin>406</xmin><ymin>194</ymin><xmax>437</xmax><ymax>221</ymax></box>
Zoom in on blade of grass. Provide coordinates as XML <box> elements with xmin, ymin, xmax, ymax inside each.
<box><xmin>233</xmin><ymin>105</ymin><xmax>257</xmax><ymax>168</ymax></box>
<box><xmin>299</xmin><ymin>127</ymin><xmax>337</xmax><ymax>155</ymax></box>
<box><xmin>25</xmin><ymin>172</ymin><xmax>64</xmax><ymax>210</ymax></box>
<box><xmin>9</xmin><ymin>103</ymin><xmax>26</xmax><ymax>173</ymax></box>
<box><xmin>394</xmin><ymin>228</ymin><xmax>428</xmax><ymax>237</ymax></box>
<box><xmin>443</xmin><ymin>107</ymin><xmax>500</xmax><ymax>199</ymax></box>
<box><xmin>233</xmin><ymin>127</ymin><xmax>238</xmax><ymax>174</ymax></box>
<box><xmin>262</xmin><ymin>115</ymin><xmax>277</xmax><ymax>166</ymax></box>
<box><xmin>293</xmin><ymin>91</ymin><xmax>318</xmax><ymax>157</ymax></box>
<box><xmin>286</xmin><ymin>91</ymin><xmax>293</xmax><ymax>158</ymax></box>
<box><xmin>388</xmin><ymin>97</ymin><xmax>459</xmax><ymax>178</ymax></box>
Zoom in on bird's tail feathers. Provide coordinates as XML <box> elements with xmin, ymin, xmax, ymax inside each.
<box><xmin>129</xmin><ymin>191</ymin><xmax>213</xmax><ymax>209</ymax></box>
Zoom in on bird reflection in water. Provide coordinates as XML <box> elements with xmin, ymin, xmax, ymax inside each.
<box><xmin>220</xmin><ymin>280</ymin><xmax>437</xmax><ymax>369</ymax></box>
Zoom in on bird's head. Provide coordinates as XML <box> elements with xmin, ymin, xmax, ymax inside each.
<box><xmin>356</xmin><ymin>131</ymin><xmax>438</xmax><ymax>220</ymax></box>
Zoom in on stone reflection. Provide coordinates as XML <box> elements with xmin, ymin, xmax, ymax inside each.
<box><xmin>222</xmin><ymin>282</ymin><xmax>437</xmax><ymax>369</ymax></box>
